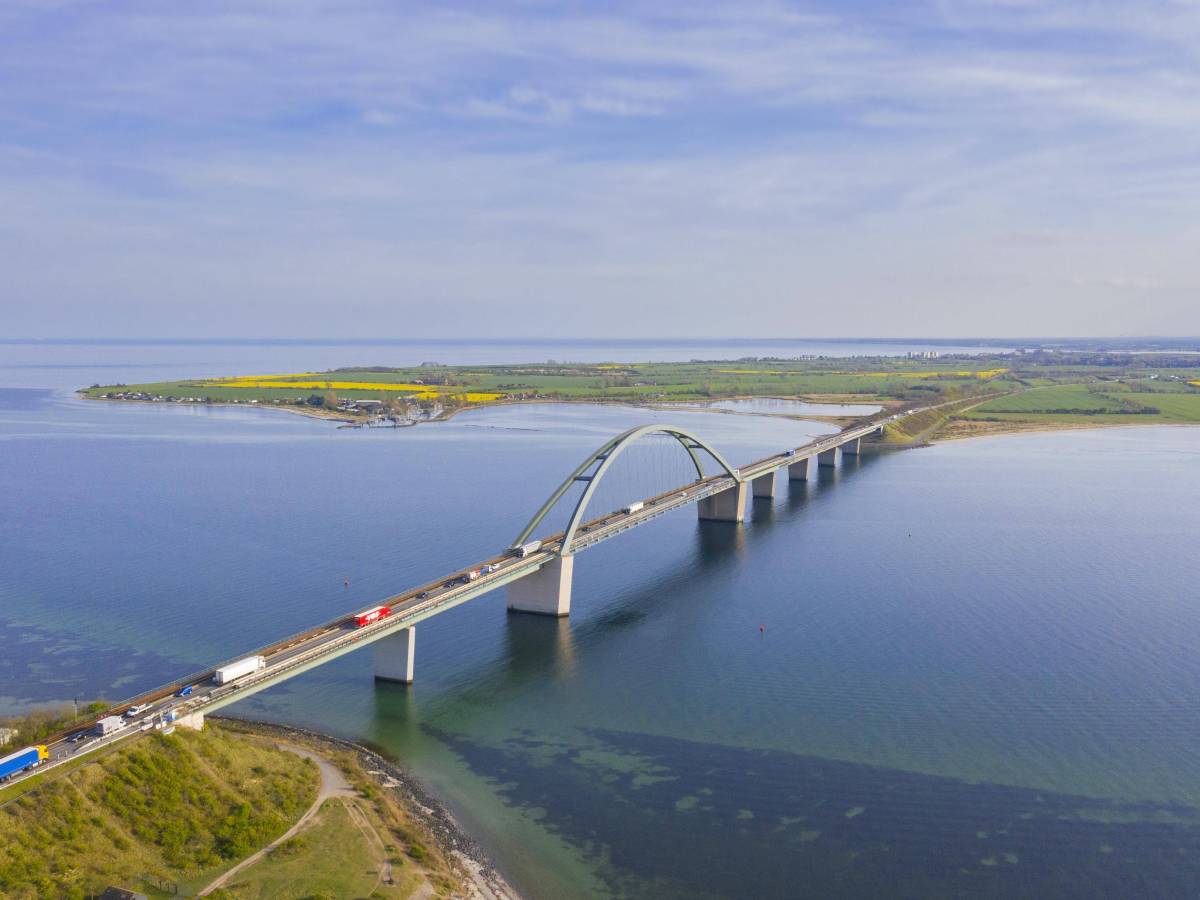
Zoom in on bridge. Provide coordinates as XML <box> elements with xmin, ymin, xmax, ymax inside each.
<box><xmin>4</xmin><ymin>401</ymin><xmax>932</xmax><ymax>789</ymax></box>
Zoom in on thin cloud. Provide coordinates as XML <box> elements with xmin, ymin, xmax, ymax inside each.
<box><xmin>1</xmin><ymin>1</ymin><xmax>1198</xmax><ymax>338</ymax></box>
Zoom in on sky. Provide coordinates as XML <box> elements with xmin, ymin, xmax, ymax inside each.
<box><xmin>1</xmin><ymin>1</ymin><xmax>1198</xmax><ymax>340</ymax></box>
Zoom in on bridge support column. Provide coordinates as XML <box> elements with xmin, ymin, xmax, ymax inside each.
<box><xmin>177</xmin><ymin>711</ymin><xmax>205</xmax><ymax>731</ymax></box>
<box><xmin>843</xmin><ymin>438</ymin><xmax>861</xmax><ymax>456</ymax></box>
<box><xmin>374</xmin><ymin>626</ymin><xmax>416</xmax><ymax>684</ymax></box>
<box><xmin>697</xmin><ymin>482</ymin><xmax>748</xmax><ymax>522</ymax></box>
<box><xmin>788</xmin><ymin>457</ymin><xmax>813</xmax><ymax>482</ymax></box>
<box><xmin>752</xmin><ymin>472</ymin><xmax>776</xmax><ymax>499</ymax></box>
<box><xmin>818</xmin><ymin>447</ymin><xmax>841</xmax><ymax>467</ymax></box>
<box><xmin>507</xmin><ymin>554</ymin><xmax>573</xmax><ymax>617</ymax></box>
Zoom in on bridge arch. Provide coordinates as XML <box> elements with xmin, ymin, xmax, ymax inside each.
<box><xmin>511</xmin><ymin>424</ymin><xmax>742</xmax><ymax>556</ymax></box>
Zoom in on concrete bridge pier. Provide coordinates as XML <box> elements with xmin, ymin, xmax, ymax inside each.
<box><xmin>177</xmin><ymin>711</ymin><xmax>205</xmax><ymax>731</ymax></box>
<box><xmin>788</xmin><ymin>457</ymin><xmax>814</xmax><ymax>482</ymax></box>
<box><xmin>374</xmin><ymin>626</ymin><xmax>416</xmax><ymax>684</ymax></box>
<box><xmin>752</xmin><ymin>472</ymin><xmax>776</xmax><ymax>499</ymax></box>
<box><xmin>697</xmin><ymin>482</ymin><xmax>748</xmax><ymax>522</ymax></box>
<box><xmin>507</xmin><ymin>555</ymin><xmax>574</xmax><ymax>617</ymax></box>
<box><xmin>818</xmin><ymin>446</ymin><xmax>841</xmax><ymax>467</ymax></box>
<box><xmin>842</xmin><ymin>437</ymin><xmax>861</xmax><ymax>456</ymax></box>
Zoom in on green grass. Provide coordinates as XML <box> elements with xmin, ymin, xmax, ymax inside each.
<box><xmin>962</xmin><ymin>382</ymin><xmax>1200</xmax><ymax>425</ymax></box>
<box><xmin>1110</xmin><ymin>390</ymin><xmax>1200</xmax><ymax>420</ymax></box>
<box><xmin>215</xmin><ymin>799</ymin><xmax>421</xmax><ymax>899</ymax></box>
<box><xmin>0</xmin><ymin>724</ymin><xmax>318</xmax><ymax>899</ymax></box>
<box><xmin>967</xmin><ymin>384</ymin><xmax>1130</xmax><ymax>414</ymax></box>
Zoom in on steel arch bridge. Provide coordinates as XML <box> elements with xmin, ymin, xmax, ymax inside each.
<box><xmin>12</xmin><ymin>401</ymin><xmax>936</xmax><ymax>788</ymax></box>
<box><xmin>510</xmin><ymin>424</ymin><xmax>743</xmax><ymax>556</ymax></box>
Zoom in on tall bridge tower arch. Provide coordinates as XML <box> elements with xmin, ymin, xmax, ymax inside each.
<box><xmin>511</xmin><ymin>424</ymin><xmax>743</xmax><ymax>558</ymax></box>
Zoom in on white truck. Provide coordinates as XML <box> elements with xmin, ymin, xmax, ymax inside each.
<box><xmin>622</xmin><ymin>501</ymin><xmax>644</xmax><ymax>514</ymax></box>
<box><xmin>509</xmin><ymin>541</ymin><xmax>542</xmax><ymax>558</ymax></box>
<box><xmin>214</xmin><ymin>655</ymin><xmax>266</xmax><ymax>685</ymax></box>
<box><xmin>95</xmin><ymin>716</ymin><xmax>126</xmax><ymax>736</ymax></box>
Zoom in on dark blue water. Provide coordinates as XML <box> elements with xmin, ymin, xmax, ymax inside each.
<box><xmin>2</xmin><ymin>342</ymin><xmax>1199</xmax><ymax>898</ymax></box>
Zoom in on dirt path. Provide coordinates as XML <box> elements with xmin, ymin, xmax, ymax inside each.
<box><xmin>344</xmin><ymin>797</ymin><xmax>395</xmax><ymax>894</ymax></box>
<box><xmin>198</xmin><ymin>744</ymin><xmax>353</xmax><ymax>897</ymax></box>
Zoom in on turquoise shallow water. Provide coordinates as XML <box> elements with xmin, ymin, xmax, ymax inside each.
<box><xmin>2</xmin><ymin>342</ymin><xmax>1199</xmax><ymax>898</ymax></box>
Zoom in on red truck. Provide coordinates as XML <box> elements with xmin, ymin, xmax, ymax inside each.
<box><xmin>354</xmin><ymin>605</ymin><xmax>391</xmax><ymax>628</ymax></box>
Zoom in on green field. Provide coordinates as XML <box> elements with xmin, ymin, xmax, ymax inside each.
<box><xmin>963</xmin><ymin>381</ymin><xmax>1200</xmax><ymax>425</ymax></box>
<box><xmin>79</xmin><ymin>356</ymin><xmax>1017</xmax><ymax>416</ymax></box>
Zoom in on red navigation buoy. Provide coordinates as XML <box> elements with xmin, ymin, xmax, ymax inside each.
<box><xmin>759</xmin><ymin>624</ymin><xmax>765</xmax><ymax>633</ymax></box>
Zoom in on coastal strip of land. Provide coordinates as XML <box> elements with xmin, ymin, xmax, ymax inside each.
<box><xmin>77</xmin><ymin>351</ymin><xmax>1200</xmax><ymax>441</ymax></box>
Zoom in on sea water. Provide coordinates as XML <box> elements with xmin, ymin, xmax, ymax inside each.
<box><xmin>2</xmin><ymin>340</ymin><xmax>1198</xmax><ymax>898</ymax></box>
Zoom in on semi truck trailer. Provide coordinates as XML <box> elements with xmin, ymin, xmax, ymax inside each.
<box><xmin>0</xmin><ymin>745</ymin><xmax>48</xmax><ymax>782</ymax></box>
<box><xmin>96</xmin><ymin>716</ymin><xmax>127</xmax><ymax>736</ymax></box>
<box><xmin>213</xmin><ymin>655</ymin><xmax>267</xmax><ymax>685</ymax></box>
<box><xmin>354</xmin><ymin>605</ymin><xmax>391</xmax><ymax>627</ymax></box>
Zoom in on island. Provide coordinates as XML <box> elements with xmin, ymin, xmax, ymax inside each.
<box><xmin>79</xmin><ymin>350</ymin><xmax>1200</xmax><ymax>441</ymax></box>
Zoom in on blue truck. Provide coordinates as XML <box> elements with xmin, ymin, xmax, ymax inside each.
<box><xmin>0</xmin><ymin>745</ymin><xmax>48</xmax><ymax>782</ymax></box>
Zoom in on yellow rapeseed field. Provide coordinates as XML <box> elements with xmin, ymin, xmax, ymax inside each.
<box><xmin>845</xmin><ymin>368</ymin><xmax>1008</xmax><ymax>379</ymax></box>
<box><xmin>198</xmin><ymin>374</ymin><xmax>503</xmax><ymax>402</ymax></box>
<box><xmin>208</xmin><ymin>380</ymin><xmax>437</xmax><ymax>392</ymax></box>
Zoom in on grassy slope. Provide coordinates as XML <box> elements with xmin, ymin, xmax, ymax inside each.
<box><xmin>212</xmin><ymin>725</ymin><xmax>461</xmax><ymax>900</ymax></box>
<box><xmin>212</xmin><ymin>800</ymin><xmax>403</xmax><ymax>899</ymax></box>
<box><xmin>0</xmin><ymin>725</ymin><xmax>318</xmax><ymax>899</ymax></box>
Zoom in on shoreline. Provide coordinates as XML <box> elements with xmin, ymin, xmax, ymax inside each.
<box><xmin>217</xmin><ymin>716</ymin><xmax>521</xmax><ymax>900</ymax></box>
<box><xmin>78</xmin><ymin>388</ymin><xmax>1199</xmax><ymax>448</ymax></box>
<box><xmin>928</xmin><ymin>417</ymin><xmax>1200</xmax><ymax>443</ymax></box>
<box><xmin>78</xmin><ymin>390</ymin><xmax>894</xmax><ymax>430</ymax></box>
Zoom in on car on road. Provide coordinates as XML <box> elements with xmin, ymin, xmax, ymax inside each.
<box><xmin>176</xmin><ymin>685</ymin><xmax>193</xmax><ymax>697</ymax></box>
<box><xmin>124</xmin><ymin>703</ymin><xmax>150</xmax><ymax>718</ymax></box>
<box><xmin>67</xmin><ymin>732</ymin><xmax>87</xmax><ymax>743</ymax></box>
<box><xmin>416</xmin><ymin>591</ymin><xmax>429</xmax><ymax>600</ymax></box>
